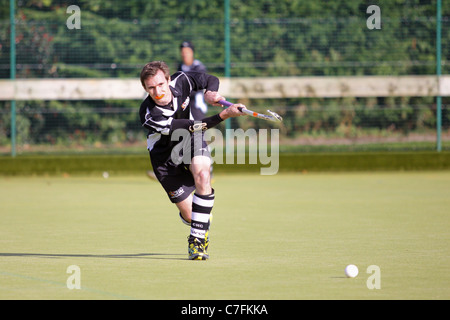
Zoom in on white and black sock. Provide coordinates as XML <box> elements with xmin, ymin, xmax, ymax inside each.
<box><xmin>190</xmin><ymin>190</ymin><xmax>214</xmax><ymax>239</ymax></box>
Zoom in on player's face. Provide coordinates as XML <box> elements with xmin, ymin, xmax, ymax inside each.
<box><xmin>144</xmin><ymin>70</ymin><xmax>172</xmax><ymax>106</ymax></box>
<box><xmin>181</xmin><ymin>47</ymin><xmax>194</xmax><ymax>66</ymax></box>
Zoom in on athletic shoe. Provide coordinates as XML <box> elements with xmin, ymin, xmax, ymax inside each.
<box><xmin>204</xmin><ymin>230</ymin><xmax>209</xmax><ymax>252</ymax></box>
<box><xmin>188</xmin><ymin>235</ymin><xmax>209</xmax><ymax>260</ymax></box>
<box><xmin>180</xmin><ymin>212</ymin><xmax>210</xmax><ymax>251</ymax></box>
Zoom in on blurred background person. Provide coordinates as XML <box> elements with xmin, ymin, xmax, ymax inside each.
<box><xmin>178</xmin><ymin>41</ymin><xmax>209</xmax><ymax>120</ymax></box>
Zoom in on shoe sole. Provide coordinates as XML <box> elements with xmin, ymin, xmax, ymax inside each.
<box><xmin>189</xmin><ymin>253</ymin><xmax>209</xmax><ymax>260</ymax></box>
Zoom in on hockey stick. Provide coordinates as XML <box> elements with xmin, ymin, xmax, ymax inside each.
<box><xmin>218</xmin><ymin>100</ymin><xmax>283</xmax><ymax>123</ymax></box>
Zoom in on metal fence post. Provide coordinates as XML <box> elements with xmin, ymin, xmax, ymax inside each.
<box><xmin>436</xmin><ymin>0</ymin><xmax>442</xmax><ymax>152</ymax></box>
<box><xmin>224</xmin><ymin>0</ymin><xmax>232</xmax><ymax>153</ymax></box>
<box><xmin>10</xmin><ymin>0</ymin><xmax>16</xmax><ymax>157</ymax></box>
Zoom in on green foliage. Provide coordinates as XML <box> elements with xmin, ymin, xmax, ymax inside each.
<box><xmin>1</xmin><ymin>0</ymin><xmax>445</xmax><ymax>78</ymax></box>
<box><xmin>0</xmin><ymin>0</ymin><xmax>448</xmax><ymax>151</ymax></box>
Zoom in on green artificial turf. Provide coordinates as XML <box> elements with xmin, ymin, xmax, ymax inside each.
<box><xmin>0</xmin><ymin>172</ymin><xmax>449</xmax><ymax>300</ymax></box>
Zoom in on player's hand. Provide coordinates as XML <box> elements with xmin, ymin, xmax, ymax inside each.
<box><xmin>204</xmin><ymin>91</ymin><xmax>225</xmax><ymax>107</ymax></box>
<box><xmin>219</xmin><ymin>104</ymin><xmax>246</xmax><ymax>120</ymax></box>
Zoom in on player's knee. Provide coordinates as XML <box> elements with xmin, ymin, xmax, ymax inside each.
<box><xmin>195</xmin><ymin>169</ymin><xmax>210</xmax><ymax>187</ymax></box>
<box><xmin>194</xmin><ymin>170</ymin><xmax>211</xmax><ymax>195</ymax></box>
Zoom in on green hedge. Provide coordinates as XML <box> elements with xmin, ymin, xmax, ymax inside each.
<box><xmin>279</xmin><ymin>152</ymin><xmax>450</xmax><ymax>172</ymax></box>
<box><xmin>0</xmin><ymin>154</ymin><xmax>149</xmax><ymax>176</ymax></box>
<box><xmin>0</xmin><ymin>152</ymin><xmax>449</xmax><ymax>176</ymax></box>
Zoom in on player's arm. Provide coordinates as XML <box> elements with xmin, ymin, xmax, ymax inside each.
<box><xmin>184</xmin><ymin>72</ymin><xmax>225</xmax><ymax>106</ymax></box>
<box><xmin>142</xmin><ymin>107</ymin><xmax>244</xmax><ymax>134</ymax></box>
<box><xmin>170</xmin><ymin>104</ymin><xmax>245</xmax><ymax>132</ymax></box>
<box><xmin>141</xmin><ymin>104</ymin><xmax>227</xmax><ymax>135</ymax></box>
<box><xmin>185</xmin><ymin>72</ymin><xmax>219</xmax><ymax>92</ymax></box>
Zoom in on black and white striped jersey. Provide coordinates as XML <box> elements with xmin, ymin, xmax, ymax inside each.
<box><xmin>178</xmin><ymin>60</ymin><xmax>209</xmax><ymax>119</ymax></box>
<box><xmin>139</xmin><ymin>71</ymin><xmax>220</xmax><ymax>163</ymax></box>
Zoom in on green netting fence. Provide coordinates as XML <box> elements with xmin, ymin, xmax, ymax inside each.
<box><xmin>0</xmin><ymin>0</ymin><xmax>449</xmax><ymax>155</ymax></box>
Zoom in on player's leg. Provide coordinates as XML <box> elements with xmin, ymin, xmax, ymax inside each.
<box><xmin>176</xmin><ymin>194</ymin><xmax>192</xmax><ymax>225</ymax></box>
<box><xmin>190</xmin><ymin>155</ymin><xmax>212</xmax><ymax>195</ymax></box>
<box><xmin>151</xmin><ymin>160</ymin><xmax>195</xmax><ymax>227</ymax></box>
<box><xmin>173</xmin><ymin>155</ymin><xmax>212</xmax><ymax>223</ymax></box>
<box><xmin>190</xmin><ymin>156</ymin><xmax>214</xmax><ymax>233</ymax></box>
<box><xmin>150</xmin><ymin>156</ymin><xmax>209</xmax><ymax>260</ymax></box>
<box><xmin>175</xmin><ymin>190</ymin><xmax>212</xmax><ymax>255</ymax></box>
<box><xmin>187</xmin><ymin>155</ymin><xmax>214</xmax><ymax>260</ymax></box>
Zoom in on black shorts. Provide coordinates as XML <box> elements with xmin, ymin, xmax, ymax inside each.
<box><xmin>150</xmin><ymin>132</ymin><xmax>211</xmax><ymax>203</ymax></box>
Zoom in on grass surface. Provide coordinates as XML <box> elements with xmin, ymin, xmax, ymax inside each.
<box><xmin>0</xmin><ymin>172</ymin><xmax>449</xmax><ymax>300</ymax></box>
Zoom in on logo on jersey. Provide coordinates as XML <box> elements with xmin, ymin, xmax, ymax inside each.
<box><xmin>181</xmin><ymin>97</ymin><xmax>190</xmax><ymax>110</ymax></box>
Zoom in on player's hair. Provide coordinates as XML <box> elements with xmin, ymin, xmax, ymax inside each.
<box><xmin>140</xmin><ymin>61</ymin><xmax>171</xmax><ymax>88</ymax></box>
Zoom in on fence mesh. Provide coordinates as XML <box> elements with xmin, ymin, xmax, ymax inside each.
<box><xmin>0</xmin><ymin>1</ymin><xmax>449</xmax><ymax>155</ymax></box>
